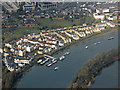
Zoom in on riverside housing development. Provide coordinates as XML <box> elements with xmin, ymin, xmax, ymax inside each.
<box><xmin>1</xmin><ymin>22</ymin><xmax>116</xmax><ymax>72</ymax></box>
<box><xmin>1</xmin><ymin>2</ymin><xmax>119</xmax><ymax>72</ymax></box>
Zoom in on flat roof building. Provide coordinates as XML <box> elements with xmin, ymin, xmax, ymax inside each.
<box><xmin>38</xmin><ymin>2</ymin><xmax>57</xmax><ymax>10</ymax></box>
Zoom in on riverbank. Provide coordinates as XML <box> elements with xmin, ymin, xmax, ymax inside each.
<box><xmin>69</xmin><ymin>48</ymin><xmax>119</xmax><ymax>88</ymax></box>
<box><xmin>2</xmin><ymin>27</ymin><xmax>118</xmax><ymax>88</ymax></box>
<box><xmin>50</xmin><ymin>27</ymin><xmax>118</xmax><ymax>56</ymax></box>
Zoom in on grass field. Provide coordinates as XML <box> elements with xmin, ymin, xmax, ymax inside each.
<box><xmin>3</xmin><ymin>16</ymin><xmax>96</xmax><ymax>43</ymax></box>
<box><xmin>3</xmin><ymin>27</ymin><xmax>41</xmax><ymax>43</ymax></box>
<box><xmin>35</xmin><ymin>18</ymin><xmax>83</xmax><ymax>28</ymax></box>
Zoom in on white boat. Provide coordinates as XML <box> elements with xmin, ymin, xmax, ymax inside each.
<box><xmin>59</xmin><ymin>56</ymin><xmax>65</xmax><ymax>60</ymax></box>
<box><xmin>108</xmin><ymin>37</ymin><xmax>114</xmax><ymax>40</ymax></box>
<box><xmin>85</xmin><ymin>46</ymin><xmax>88</xmax><ymax>49</ymax></box>
<box><xmin>54</xmin><ymin>66</ymin><xmax>59</xmax><ymax>70</ymax></box>
<box><xmin>65</xmin><ymin>52</ymin><xmax>70</xmax><ymax>55</ymax></box>
<box><xmin>52</xmin><ymin>60</ymin><xmax>57</xmax><ymax>63</ymax></box>
<box><xmin>40</xmin><ymin>58</ymin><xmax>49</xmax><ymax>65</ymax></box>
<box><xmin>47</xmin><ymin>63</ymin><xmax>52</xmax><ymax>67</ymax></box>
<box><xmin>40</xmin><ymin>61</ymin><xmax>46</xmax><ymax>65</ymax></box>
<box><xmin>52</xmin><ymin>58</ymin><xmax>56</xmax><ymax>62</ymax></box>
<box><xmin>94</xmin><ymin>43</ymin><xmax>97</xmax><ymax>45</ymax></box>
<box><xmin>37</xmin><ymin>59</ymin><xmax>42</xmax><ymax>64</ymax></box>
<box><xmin>45</xmin><ymin>58</ymin><xmax>49</xmax><ymax>62</ymax></box>
<box><xmin>97</xmin><ymin>42</ymin><xmax>101</xmax><ymax>44</ymax></box>
<box><xmin>53</xmin><ymin>59</ymin><xmax>57</xmax><ymax>63</ymax></box>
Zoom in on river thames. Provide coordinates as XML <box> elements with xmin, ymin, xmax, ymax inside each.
<box><xmin>17</xmin><ymin>29</ymin><xmax>118</xmax><ymax>88</ymax></box>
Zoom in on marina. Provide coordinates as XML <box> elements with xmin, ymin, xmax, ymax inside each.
<box><xmin>38</xmin><ymin>35</ymin><xmax>115</xmax><ymax>67</ymax></box>
<box><xmin>37</xmin><ymin>52</ymin><xmax>70</xmax><ymax>67</ymax></box>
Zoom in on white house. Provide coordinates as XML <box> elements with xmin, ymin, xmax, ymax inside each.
<box><xmin>93</xmin><ymin>13</ymin><xmax>105</xmax><ymax>20</ymax></box>
<box><xmin>93</xmin><ymin>28</ymin><xmax>101</xmax><ymax>32</ymax></box>
<box><xmin>39</xmin><ymin>46</ymin><xmax>44</xmax><ymax>50</ymax></box>
<box><xmin>106</xmin><ymin>16</ymin><xmax>117</xmax><ymax>21</ymax></box>
<box><xmin>10</xmin><ymin>48</ymin><xmax>14</xmax><ymax>53</ymax></box>
<box><xmin>38</xmin><ymin>41</ymin><xmax>44</xmax><ymax>46</ymax></box>
<box><xmin>59</xmin><ymin>41</ymin><xmax>64</xmax><ymax>46</ymax></box>
<box><xmin>52</xmin><ymin>40</ymin><xmax>57</xmax><ymax>44</ymax></box>
<box><xmin>16</xmin><ymin>39</ymin><xmax>22</xmax><ymax>45</ymax></box>
<box><xmin>14</xmin><ymin>58</ymin><xmax>29</xmax><ymax>64</ymax></box>
<box><xmin>103</xmin><ymin>8</ymin><xmax>110</xmax><ymax>13</ymax></box>
<box><xmin>78</xmin><ymin>32</ymin><xmax>86</xmax><ymax>37</ymax></box>
<box><xmin>0</xmin><ymin>48</ymin><xmax>3</xmax><ymax>53</ymax></box>
<box><xmin>7</xmin><ymin>66</ymin><xmax>14</xmax><ymax>72</ymax></box>
<box><xmin>22</xmin><ymin>38</ymin><xmax>28</xmax><ymax>42</ymax></box>
<box><xmin>38</xmin><ymin>50</ymin><xmax>43</xmax><ymax>54</ymax></box>
<box><xmin>106</xmin><ymin>22</ymin><xmax>116</xmax><ymax>27</ymax></box>
<box><xmin>85</xmin><ymin>30</ymin><xmax>92</xmax><ymax>35</ymax></box>
<box><xmin>26</xmin><ymin>46</ymin><xmax>31</xmax><ymax>52</ymax></box>
<box><xmin>5</xmin><ymin>43</ymin><xmax>12</xmax><ymax>48</ymax></box>
<box><xmin>19</xmin><ymin>50</ymin><xmax>26</xmax><ymax>56</ymax></box>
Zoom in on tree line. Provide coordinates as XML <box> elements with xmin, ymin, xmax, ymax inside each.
<box><xmin>70</xmin><ymin>48</ymin><xmax>119</xmax><ymax>88</ymax></box>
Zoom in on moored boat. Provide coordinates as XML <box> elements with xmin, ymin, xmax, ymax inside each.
<box><xmin>52</xmin><ymin>59</ymin><xmax>57</xmax><ymax>63</ymax></box>
<box><xmin>64</xmin><ymin>52</ymin><xmax>70</xmax><ymax>55</ymax></box>
<box><xmin>51</xmin><ymin>58</ymin><xmax>57</xmax><ymax>62</ymax></box>
<box><xmin>40</xmin><ymin>58</ymin><xmax>49</xmax><ymax>65</ymax></box>
<box><xmin>40</xmin><ymin>61</ymin><xmax>46</xmax><ymax>65</ymax></box>
<box><xmin>46</xmin><ymin>63</ymin><xmax>52</xmax><ymax>67</ymax></box>
<box><xmin>85</xmin><ymin>46</ymin><xmax>88</xmax><ymax>49</ymax></box>
<box><xmin>108</xmin><ymin>37</ymin><xmax>114</xmax><ymax>40</ymax></box>
<box><xmin>37</xmin><ymin>59</ymin><xmax>42</xmax><ymax>64</ymax></box>
<box><xmin>59</xmin><ymin>56</ymin><xmax>65</xmax><ymax>60</ymax></box>
<box><xmin>97</xmin><ymin>41</ymin><xmax>101</xmax><ymax>44</ymax></box>
<box><xmin>54</xmin><ymin>66</ymin><xmax>59</xmax><ymax>70</ymax></box>
<box><xmin>94</xmin><ymin>43</ymin><xmax>97</xmax><ymax>45</ymax></box>
<box><xmin>46</xmin><ymin>59</ymin><xmax>58</xmax><ymax>67</ymax></box>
